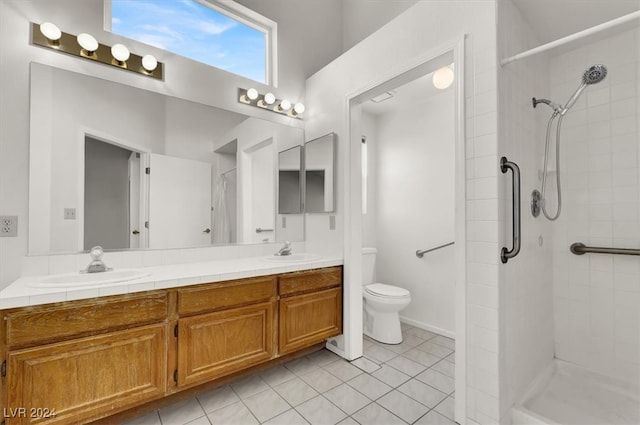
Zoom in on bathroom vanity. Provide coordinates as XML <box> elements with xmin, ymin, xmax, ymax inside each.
<box><xmin>0</xmin><ymin>265</ymin><xmax>342</xmax><ymax>425</ymax></box>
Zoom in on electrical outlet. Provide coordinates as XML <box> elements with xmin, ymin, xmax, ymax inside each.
<box><xmin>0</xmin><ymin>216</ymin><xmax>18</xmax><ymax>237</ymax></box>
<box><xmin>64</xmin><ymin>208</ymin><xmax>76</xmax><ymax>220</ymax></box>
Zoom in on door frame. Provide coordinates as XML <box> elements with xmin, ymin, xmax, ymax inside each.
<box><xmin>341</xmin><ymin>36</ymin><xmax>467</xmax><ymax>423</ymax></box>
<box><xmin>77</xmin><ymin>126</ymin><xmax>150</xmax><ymax>251</ymax></box>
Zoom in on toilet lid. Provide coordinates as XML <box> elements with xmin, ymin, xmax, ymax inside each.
<box><xmin>365</xmin><ymin>283</ymin><xmax>410</xmax><ymax>298</ymax></box>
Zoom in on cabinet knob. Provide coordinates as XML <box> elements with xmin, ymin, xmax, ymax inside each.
<box><xmin>132</xmin><ymin>230</ymin><xmax>140</xmax><ymax>235</ymax></box>
<box><xmin>203</xmin><ymin>228</ymin><xmax>211</xmax><ymax>234</ymax></box>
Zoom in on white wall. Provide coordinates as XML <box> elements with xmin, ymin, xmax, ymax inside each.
<box><xmin>305</xmin><ymin>2</ymin><xmax>500</xmax><ymax>423</ymax></box>
<box><xmin>497</xmin><ymin>0</ymin><xmax>555</xmax><ymax>417</ymax></box>
<box><xmin>342</xmin><ymin>0</ymin><xmax>419</xmax><ymax>52</ymax></box>
<box><xmin>549</xmin><ymin>26</ymin><xmax>640</xmax><ymax>384</ymax></box>
<box><xmin>362</xmin><ymin>88</ymin><xmax>456</xmax><ymax>336</ymax></box>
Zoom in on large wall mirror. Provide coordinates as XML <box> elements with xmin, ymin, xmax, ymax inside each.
<box><xmin>304</xmin><ymin>133</ymin><xmax>336</xmax><ymax>213</ymax></box>
<box><xmin>29</xmin><ymin>63</ymin><xmax>304</xmax><ymax>254</ymax></box>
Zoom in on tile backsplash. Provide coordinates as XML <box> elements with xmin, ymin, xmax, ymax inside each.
<box><xmin>20</xmin><ymin>242</ymin><xmax>307</xmax><ymax>277</ymax></box>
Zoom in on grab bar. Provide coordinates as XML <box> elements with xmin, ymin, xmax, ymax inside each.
<box><xmin>570</xmin><ymin>242</ymin><xmax>640</xmax><ymax>256</ymax></box>
<box><xmin>500</xmin><ymin>156</ymin><xmax>521</xmax><ymax>264</ymax></box>
<box><xmin>416</xmin><ymin>241</ymin><xmax>455</xmax><ymax>258</ymax></box>
<box><xmin>255</xmin><ymin>228</ymin><xmax>274</xmax><ymax>233</ymax></box>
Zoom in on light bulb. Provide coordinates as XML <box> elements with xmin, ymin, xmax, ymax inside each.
<box><xmin>40</xmin><ymin>22</ymin><xmax>61</xmax><ymax>42</ymax></box>
<box><xmin>246</xmin><ymin>88</ymin><xmax>259</xmax><ymax>100</ymax></box>
<box><xmin>293</xmin><ymin>103</ymin><xmax>305</xmax><ymax>115</ymax></box>
<box><xmin>278</xmin><ymin>99</ymin><xmax>291</xmax><ymax>112</ymax></box>
<box><xmin>141</xmin><ymin>54</ymin><xmax>158</xmax><ymax>72</ymax></box>
<box><xmin>433</xmin><ymin>66</ymin><xmax>454</xmax><ymax>90</ymax></box>
<box><xmin>264</xmin><ymin>93</ymin><xmax>276</xmax><ymax>105</ymax></box>
<box><xmin>77</xmin><ymin>33</ymin><xmax>98</xmax><ymax>55</ymax></box>
<box><xmin>111</xmin><ymin>43</ymin><xmax>130</xmax><ymax>63</ymax></box>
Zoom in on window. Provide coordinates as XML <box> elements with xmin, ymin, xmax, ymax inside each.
<box><xmin>107</xmin><ymin>0</ymin><xmax>277</xmax><ymax>85</ymax></box>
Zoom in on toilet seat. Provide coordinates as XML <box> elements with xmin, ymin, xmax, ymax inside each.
<box><xmin>365</xmin><ymin>283</ymin><xmax>410</xmax><ymax>299</ymax></box>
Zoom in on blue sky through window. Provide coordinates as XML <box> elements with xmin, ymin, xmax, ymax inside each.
<box><xmin>111</xmin><ymin>0</ymin><xmax>266</xmax><ymax>83</ymax></box>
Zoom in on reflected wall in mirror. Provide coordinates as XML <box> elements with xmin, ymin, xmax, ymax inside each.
<box><xmin>278</xmin><ymin>146</ymin><xmax>303</xmax><ymax>214</ymax></box>
<box><xmin>304</xmin><ymin>133</ymin><xmax>336</xmax><ymax>213</ymax></box>
<box><xmin>29</xmin><ymin>63</ymin><xmax>304</xmax><ymax>254</ymax></box>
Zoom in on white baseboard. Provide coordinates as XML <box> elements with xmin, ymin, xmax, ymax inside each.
<box><xmin>400</xmin><ymin>315</ymin><xmax>455</xmax><ymax>339</ymax></box>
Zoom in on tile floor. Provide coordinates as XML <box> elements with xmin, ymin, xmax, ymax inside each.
<box><xmin>122</xmin><ymin>323</ymin><xmax>456</xmax><ymax>425</ymax></box>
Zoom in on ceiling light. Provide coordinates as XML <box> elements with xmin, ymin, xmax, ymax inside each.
<box><xmin>433</xmin><ymin>66</ymin><xmax>454</xmax><ymax>90</ymax></box>
<box><xmin>141</xmin><ymin>54</ymin><xmax>158</xmax><ymax>72</ymax></box>
<box><xmin>39</xmin><ymin>22</ymin><xmax>61</xmax><ymax>43</ymax></box>
<box><xmin>77</xmin><ymin>33</ymin><xmax>98</xmax><ymax>56</ymax></box>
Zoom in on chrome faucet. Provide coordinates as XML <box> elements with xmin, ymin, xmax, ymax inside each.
<box><xmin>275</xmin><ymin>241</ymin><xmax>292</xmax><ymax>256</ymax></box>
<box><xmin>83</xmin><ymin>246</ymin><xmax>111</xmax><ymax>273</ymax></box>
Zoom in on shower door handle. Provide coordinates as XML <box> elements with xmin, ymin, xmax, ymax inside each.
<box><xmin>500</xmin><ymin>156</ymin><xmax>521</xmax><ymax>263</ymax></box>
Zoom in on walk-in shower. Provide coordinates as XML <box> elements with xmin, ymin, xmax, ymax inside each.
<box><xmin>531</xmin><ymin>64</ymin><xmax>608</xmax><ymax>220</ymax></box>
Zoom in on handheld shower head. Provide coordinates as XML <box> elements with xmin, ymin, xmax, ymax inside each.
<box><xmin>561</xmin><ymin>64</ymin><xmax>608</xmax><ymax>115</ymax></box>
<box><xmin>583</xmin><ymin>64</ymin><xmax>607</xmax><ymax>84</ymax></box>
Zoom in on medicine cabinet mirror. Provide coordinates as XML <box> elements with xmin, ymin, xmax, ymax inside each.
<box><xmin>278</xmin><ymin>146</ymin><xmax>303</xmax><ymax>214</ymax></box>
<box><xmin>304</xmin><ymin>133</ymin><xmax>336</xmax><ymax>213</ymax></box>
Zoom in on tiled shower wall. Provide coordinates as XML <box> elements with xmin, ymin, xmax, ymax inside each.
<box><xmin>497</xmin><ymin>0</ymin><xmax>555</xmax><ymax>416</ymax></box>
<box><xmin>550</xmin><ymin>27</ymin><xmax>640</xmax><ymax>383</ymax></box>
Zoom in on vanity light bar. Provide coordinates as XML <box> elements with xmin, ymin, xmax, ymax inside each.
<box><xmin>238</xmin><ymin>88</ymin><xmax>304</xmax><ymax>120</ymax></box>
<box><xmin>31</xmin><ymin>22</ymin><xmax>164</xmax><ymax>80</ymax></box>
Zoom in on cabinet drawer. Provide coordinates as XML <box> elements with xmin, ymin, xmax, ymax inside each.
<box><xmin>279</xmin><ymin>267</ymin><xmax>342</xmax><ymax>297</ymax></box>
<box><xmin>4</xmin><ymin>291</ymin><xmax>168</xmax><ymax>349</ymax></box>
<box><xmin>178</xmin><ymin>276</ymin><xmax>277</xmax><ymax>316</ymax></box>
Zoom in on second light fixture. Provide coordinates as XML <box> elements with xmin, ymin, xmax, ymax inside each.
<box><xmin>238</xmin><ymin>88</ymin><xmax>305</xmax><ymax>118</ymax></box>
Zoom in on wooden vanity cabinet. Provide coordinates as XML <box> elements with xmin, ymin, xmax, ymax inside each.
<box><xmin>0</xmin><ymin>266</ymin><xmax>342</xmax><ymax>425</ymax></box>
<box><xmin>1</xmin><ymin>292</ymin><xmax>169</xmax><ymax>425</ymax></box>
<box><xmin>175</xmin><ymin>276</ymin><xmax>278</xmax><ymax>388</ymax></box>
<box><xmin>279</xmin><ymin>267</ymin><xmax>343</xmax><ymax>355</ymax></box>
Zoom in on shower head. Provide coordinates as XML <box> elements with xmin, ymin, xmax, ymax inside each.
<box><xmin>561</xmin><ymin>64</ymin><xmax>608</xmax><ymax>115</ymax></box>
<box><xmin>582</xmin><ymin>64</ymin><xmax>607</xmax><ymax>85</ymax></box>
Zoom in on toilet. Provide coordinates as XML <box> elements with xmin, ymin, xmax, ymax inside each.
<box><xmin>362</xmin><ymin>247</ymin><xmax>411</xmax><ymax>344</ymax></box>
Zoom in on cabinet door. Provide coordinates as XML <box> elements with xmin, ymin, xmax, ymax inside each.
<box><xmin>177</xmin><ymin>301</ymin><xmax>276</xmax><ymax>388</ymax></box>
<box><xmin>279</xmin><ymin>287</ymin><xmax>342</xmax><ymax>355</ymax></box>
<box><xmin>6</xmin><ymin>324</ymin><xmax>166</xmax><ymax>425</ymax></box>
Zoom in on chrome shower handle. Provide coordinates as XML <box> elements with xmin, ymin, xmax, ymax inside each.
<box><xmin>500</xmin><ymin>156</ymin><xmax>521</xmax><ymax>264</ymax></box>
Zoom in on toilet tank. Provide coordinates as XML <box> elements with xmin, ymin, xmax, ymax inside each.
<box><xmin>362</xmin><ymin>247</ymin><xmax>377</xmax><ymax>285</ymax></box>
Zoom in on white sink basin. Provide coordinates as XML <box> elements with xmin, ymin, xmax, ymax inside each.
<box><xmin>263</xmin><ymin>253</ymin><xmax>321</xmax><ymax>263</ymax></box>
<box><xmin>28</xmin><ymin>269</ymin><xmax>151</xmax><ymax>288</ymax></box>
